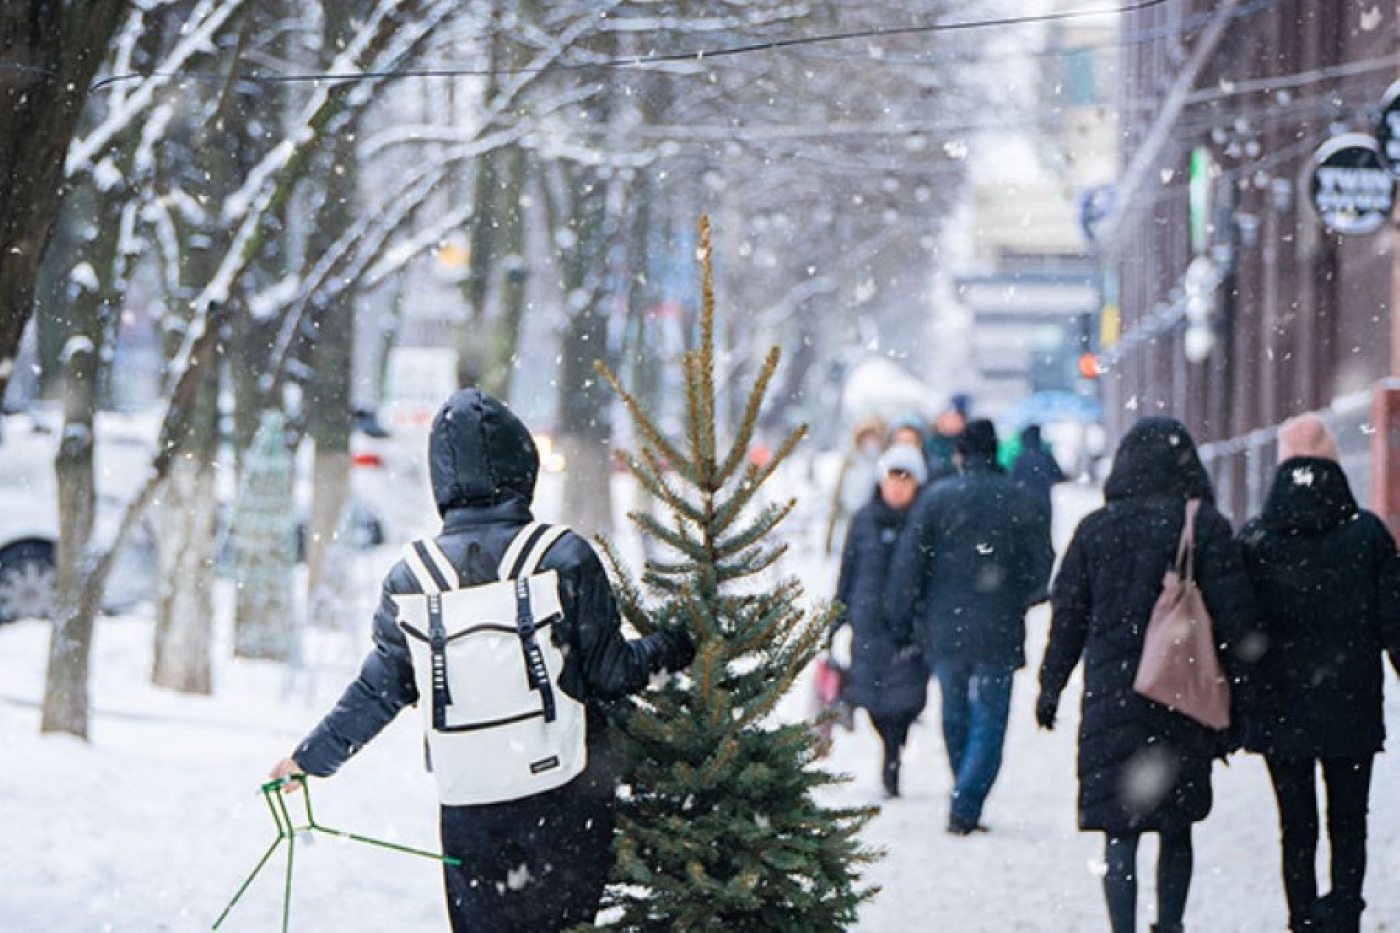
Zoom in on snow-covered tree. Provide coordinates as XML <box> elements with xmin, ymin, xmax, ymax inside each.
<box><xmin>39</xmin><ymin>0</ymin><xmax>461</xmax><ymax>734</ymax></box>
<box><xmin>0</xmin><ymin>0</ymin><xmax>131</xmax><ymax>405</ymax></box>
<box><xmin>594</xmin><ymin>217</ymin><xmax>877</xmax><ymax>930</ymax></box>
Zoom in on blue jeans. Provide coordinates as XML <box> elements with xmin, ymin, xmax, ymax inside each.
<box><xmin>934</xmin><ymin>660</ymin><xmax>1013</xmax><ymax>825</ymax></box>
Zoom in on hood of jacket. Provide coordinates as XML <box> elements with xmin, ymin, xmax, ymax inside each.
<box><xmin>1103</xmin><ymin>416</ymin><xmax>1214</xmax><ymax>503</ymax></box>
<box><xmin>1260</xmin><ymin>456</ymin><xmax>1358</xmax><ymax>536</ymax></box>
<box><xmin>428</xmin><ymin>388</ymin><xmax>539</xmax><ymax>515</ymax></box>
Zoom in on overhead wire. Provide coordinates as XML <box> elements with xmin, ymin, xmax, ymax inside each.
<box><xmin>80</xmin><ymin>0</ymin><xmax>1172</xmax><ymax>92</ymax></box>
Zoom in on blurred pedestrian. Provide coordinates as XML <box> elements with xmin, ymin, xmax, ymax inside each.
<box><xmin>1011</xmin><ymin>423</ymin><xmax>1067</xmax><ymax>512</ymax></box>
<box><xmin>831</xmin><ymin>442</ymin><xmax>931</xmax><ymax>798</ymax></box>
<box><xmin>1036</xmin><ymin>416</ymin><xmax>1258</xmax><ymax>933</ymax></box>
<box><xmin>267</xmin><ymin>388</ymin><xmax>695</xmax><ymax>932</ymax></box>
<box><xmin>887</xmin><ymin>414</ymin><xmax>936</xmax><ymax>483</ymax></box>
<box><xmin>825</xmin><ymin>416</ymin><xmax>887</xmax><ymax>555</ymax></box>
<box><xmin>885</xmin><ymin>419</ymin><xmax>1053</xmax><ymax>834</ymax></box>
<box><xmin>924</xmin><ymin>394</ymin><xmax>970</xmax><ymax>483</ymax></box>
<box><xmin>1236</xmin><ymin>414</ymin><xmax>1400</xmax><ymax>933</ymax></box>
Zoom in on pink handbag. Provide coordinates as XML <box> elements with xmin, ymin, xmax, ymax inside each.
<box><xmin>1132</xmin><ymin>499</ymin><xmax>1231</xmax><ymax>730</ymax></box>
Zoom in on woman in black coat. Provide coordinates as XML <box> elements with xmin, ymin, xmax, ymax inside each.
<box><xmin>1236</xmin><ymin>414</ymin><xmax>1400</xmax><ymax>933</ymax></box>
<box><xmin>1036</xmin><ymin>417</ymin><xmax>1258</xmax><ymax>933</ymax></box>
<box><xmin>833</xmin><ymin>442</ymin><xmax>930</xmax><ymax>798</ymax></box>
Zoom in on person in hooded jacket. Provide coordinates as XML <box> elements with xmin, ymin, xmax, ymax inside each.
<box><xmin>831</xmin><ymin>442</ymin><xmax>931</xmax><ymax>798</ymax></box>
<box><xmin>268</xmin><ymin>388</ymin><xmax>695</xmax><ymax>932</ymax></box>
<box><xmin>1036</xmin><ymin>416</ymin><xmax>1258</xmax><ymax>933</ymax></box>
<box><xmin>885</xmin><ymin>419</ymin><xmax>1054</xmax><ymax>834</ymax></box>
<box><xmin>1011</xmin><ymin>422</ymin><xmax>1067</xmax><ymax>511</ymax></box>
<box><xmin>1236</xmin><ymin>414</ymin><xmax>1400</xmax><ymax>933</ymax></box>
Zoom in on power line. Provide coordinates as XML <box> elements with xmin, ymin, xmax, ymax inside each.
<box><xmin>83</xmin><ymin>0</ymin><xmax>1170</xmax><ymax>92</ymax></box>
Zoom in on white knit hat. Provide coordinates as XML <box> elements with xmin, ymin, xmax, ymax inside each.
<box><xmin>878</xmin><ymin>443</ymin><xmax>928</xmax><ymax>485</ymax></box>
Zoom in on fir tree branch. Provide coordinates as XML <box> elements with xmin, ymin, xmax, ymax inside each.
<box><xmin>711</xmin><ymin>424</ymin><xmax>806</xmax><ymax>531</ymax></box>
<box><xmin>716</xmin><ymin>344</ymin><xmax>781</xmax><ymax>485</ymax></box>
<box><xmin>630</xmin><ymin>446</ymin><xmax>705</xmax><ymax>523</ymax></box>
<box><xmin>593</xmin><ymin>359</ymin><xmax>689</xmax><ymax>478</ymax></box>
<box><xmin>712</xmin><ymin>498</ymin><xmax>796</xmax><ymax>563</ymax></box>
<box><xmin>627</xmin><ymin>512</ymin><xmax>706</xmax><ymax>565</ymax></box>
<box><xmin>715</xmin><ymin>539</ymin><xmax>787</xmax><ymax>584</ymax></box>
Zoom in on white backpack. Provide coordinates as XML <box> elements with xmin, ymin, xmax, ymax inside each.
<box><xmin>393</xmin><ymin>522</ymin><xmax>587</xmax><ymax>805</ymax></box>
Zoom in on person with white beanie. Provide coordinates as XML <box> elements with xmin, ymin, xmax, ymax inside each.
<box><xmin>830</xmin><ymin>442</ymin><xmax>930</xmax><ymax>797</ymax></box>
<box><xmin>1237</xmin><ymin>412</ymin><xmax>1400</xmax><ymax>933</ymax></box>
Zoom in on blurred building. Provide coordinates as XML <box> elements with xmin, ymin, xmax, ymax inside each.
<box><xmin>952</xmin><ymin>3</ymin><xmax>1118</xmax><ymax>419</ymax></box>
<box><xmin>1102</xmin><ymin>0</ymin><xmax>1400</xmax><ymax>531</ymax></box>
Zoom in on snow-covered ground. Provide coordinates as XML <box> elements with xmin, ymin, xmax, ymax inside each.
<box><xmin>2</xmin><ymin>477</ymin><xmax>1399</xmax><ymax>931</ymax></box>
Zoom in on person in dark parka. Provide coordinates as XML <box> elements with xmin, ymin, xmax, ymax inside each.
<box><xmin>832</xmin><ymin>442</ymin><xmax>930</xmax><ymax>798</ymax></box>
<box><xmin>885</xmin><ymin>419</ymin><xmax>1054</xmax><ymax>834</ymax></box>
<box><xmin>1011</xmin><ymin>422</ymin><xmax>1067</xmax><ymax>511</ymax></box>
<box><xmin>1036</xmin><ymin>416</ymin><xmax>1258</xmax><ymax>933</ymax></box>
<box><xmin>269</xmin><ymin>388</ymin><xmax>694</xmax><ymax>932</ymax></box>
<box><xmin>1236</xmin><ymin>414</ymin><xmax>1400</xmax><ymax>933</ymax></box>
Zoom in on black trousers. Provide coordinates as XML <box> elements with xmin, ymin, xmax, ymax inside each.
<box><xmin>869</xmin><ymin>711</ymin><xmax>917</xmax><ymax>765</ymax></box>
<box><xmin>439</xmin><ymin>765</ymin><xmax>616</xmax><ymax>932</ymax></box>
<box><xmin>1102</xmin><ymin>827</ymin><xmax>1193</xmax><ymax>933</ymax></box>
<box><xmin>1265</xmin><ymin>754</ymin><xmax>1374</xmax><ymax>928</ymax></box>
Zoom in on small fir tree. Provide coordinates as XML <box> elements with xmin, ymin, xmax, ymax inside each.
<box><xmin>592</xmin><ymin>216</ymin><xmax>878</xmax><ymax>931</ymax></box>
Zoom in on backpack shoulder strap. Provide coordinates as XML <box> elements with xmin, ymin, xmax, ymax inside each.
<box><xmin>515</xmin><ymin>524</ymin><xmax>569</xmax><ymax>578</ymax></box>
<box><xmin>497</xmin><ymin>523</ymin><xmax>569</xmax><ymax>580</ymax></box>
<box><xmin>402</xmin><ymin>538</ymin><xmax>461</xmax><ymax>593</ymax></box>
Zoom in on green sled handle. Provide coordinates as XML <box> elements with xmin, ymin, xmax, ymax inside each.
<box><xmin>212</xmin><ymin>774</ymin><xmax>460</xmax><ymax>931</ymax></box>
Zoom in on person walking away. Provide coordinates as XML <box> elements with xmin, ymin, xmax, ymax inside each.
<box><xmin>1236</xmin><ymin>414</ymin><xmax>1400</xmax><ymax>933</ymax></box>
<box><xmin>831</xmin><ymin>442</ymin><xmax>930</xmax><ymax>798</ymax></box>
<box><xmin>268</xmin><ymin>388</ymin><xmax>695</xmax><ymax>932</ymax></box>
<box><xmin>1035</xmin><ymin>416</ymin><xmax>1258</xmax><ymax>933</ymax></box>
<box><xmin>923</xmin><ymin>393</ymin><xmax>970</xmax><ymax>483</ymax></box>
<box><xmin>824</xmin><ymin>416</ymin><xmax>886</xmax><ymax>555</ymax></box>
<box><xmin>1011</xmin><ymin>423</ymin><xmax>1066</xmax><ymax>513</ymax></box>
<box><xmin>885</xmin><ymin>418</ymin><xmax>1054</xmax><ymax>834</ymax></box>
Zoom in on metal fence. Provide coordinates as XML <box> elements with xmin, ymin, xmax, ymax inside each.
<box><xmin>1198</xmin><ymin>389</ymin><xmax>1374</xmax><ymax>528</ymax></box>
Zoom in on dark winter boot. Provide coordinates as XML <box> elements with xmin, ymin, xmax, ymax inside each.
<box><xmin>1287</xmin><ymin>904</ymin><xmax>1318</xmax><ymax>933</ymax></box>
<box><xmin>881</xmin><ymin>757</ymin><xmax>900</xmax><ymax>799</ymax></box>
<box><xmin>1312</xmin><ymin>892</ymin><xmax>1364</xmax><ymax>933</ymax></box>
<box><xmin>1149</xmin><ymin>924</ymin><xmax>1184</xmax><ymax>933</ymax></box>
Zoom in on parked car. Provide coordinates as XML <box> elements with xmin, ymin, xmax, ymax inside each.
<box><xmin>0</xmin><ymin>410</ymin><xmax>156</xmax><ymax>624</ymax></box>
<box><xmin>0</xmin><ymin>407</ymin><xmax>398</xmax><ymax>625</ymax></box>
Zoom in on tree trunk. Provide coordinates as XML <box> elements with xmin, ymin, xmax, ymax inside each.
<box><xmin>303</xmin><ymin>0</ymin><xmax>364</xmax><ymax>594</ymax></box>
<box><xmin>454</xmin><ymin>6</ymin><xmax>507</xmax><ymax>389</ymax></box>
<box><xmin>306</xmin><ymin>446</ymin><xmax>351</xmax><ymax>615</ymax></box>
<box><xmin>0</xmin><ymin>0</ymin><xmax>129</xmax><ymax>402</ymax></box>
<box><xmin>151</xmin><ymin>454</ymin><xmax>218</xmax><ymax>693</ymax></box>
<box><xmin>481</xmin><ymin>146</ymin><xmax>529</xmax><ymax>399</ymax></box>
<box><xmin>551</xmin><ymin>158</ymin><xmax>616</xmax><ymax>538</ymax></box>
<box><xmin>40</xmin><ymin>338</ymin><xmax>98</xmax><ymax>737</ymax></box>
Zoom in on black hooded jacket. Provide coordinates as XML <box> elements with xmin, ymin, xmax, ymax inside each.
<box><xmin>834</xmin><ymin>492</ymin><xmax>928</xmax><ymax>719</ymax></box>
<box><xmin>884</xmin><ymin>452</ymin><xmax>1054</xmax><ymax>671</ymax></box>
<box><xmin>1038</xmin><ymin>417</ymin><xmax>1258</xmax><ymax>832</ymax></box>
<box><xmin>294</xmin><ymin>389</ymin><xmax>677</xmax><ymax>779</ymax></box>
<box><xmin>1236</xmin><ymin>456</ymin><xmax>1400</xmax><ymax>758</ymax></box>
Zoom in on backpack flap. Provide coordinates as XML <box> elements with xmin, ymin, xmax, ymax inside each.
<box><xmin>392</xmin><ymin>572</ymin><xmax>563</xmax><ymax>726</ymax></box>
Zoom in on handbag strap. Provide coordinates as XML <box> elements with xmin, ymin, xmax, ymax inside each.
<box><xmin>1175</xmin><ymin>499</ymin><xmax>1201</xmax><ymax>583</ymax></box>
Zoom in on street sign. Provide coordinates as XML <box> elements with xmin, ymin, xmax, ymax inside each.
<box><xmin>1376</xmin><ymin>79</ymin><xmax>1400</xmax><ymax>175</ymax></box>
<box><xmin>1309</xmin><ymin>133</ymin><xmax>1394</xmax><ymax>235</ymax></box>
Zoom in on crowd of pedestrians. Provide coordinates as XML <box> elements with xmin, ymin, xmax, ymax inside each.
<box><xmin>825</xmin><ymin>403</ymin><xmax>1400</xmax><ymax>933</ymax></box>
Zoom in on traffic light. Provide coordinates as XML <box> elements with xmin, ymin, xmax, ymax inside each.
<box><xmin>1077</xmin><ymin>351</ymin><xmax>1100</xmax><ymax>380</ymax></box>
